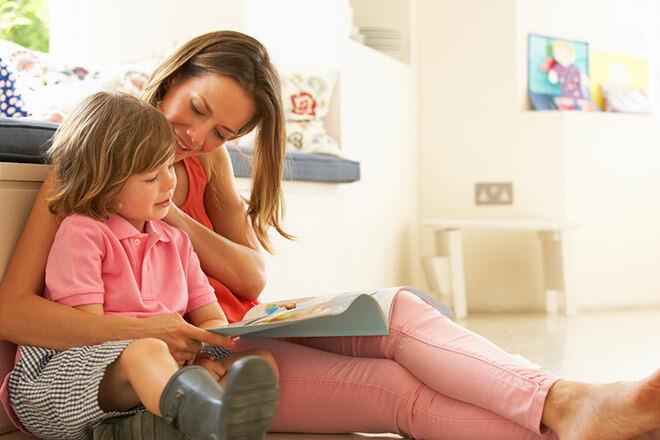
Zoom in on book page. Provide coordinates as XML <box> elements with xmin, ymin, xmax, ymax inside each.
<box><xmin>231</xmin><ymin>291</ymin><xmax>370</xmax><ymax>327</ymax></box>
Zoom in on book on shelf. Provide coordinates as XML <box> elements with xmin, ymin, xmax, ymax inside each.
<box><xmin>209</xmin><ymin>286</ymin><xmax>454</xmax><ymax>338</ymax></box>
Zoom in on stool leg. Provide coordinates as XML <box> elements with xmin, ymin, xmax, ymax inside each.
<box><xmin>538</xmin><ymin>230</ymin><xmax>576</xmax><ymax>316</ymax></box>
<box><xmin>560</xmin><ymin>229</ymin><xmax>576</xmax><ymax>316</ymax></box>
<box><xmin>436</xmin><ymin>229</ymin><xmax>467</xmax><ymax>318</ymax></box>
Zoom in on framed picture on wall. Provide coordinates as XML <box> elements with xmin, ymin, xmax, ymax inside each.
<box><xmin>528</xmin><ymin>33</ymin><xmax>599</xmax><ymax>111</ymax></box>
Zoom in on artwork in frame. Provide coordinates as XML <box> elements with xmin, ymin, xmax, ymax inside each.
<box><xmin>589</xmin><ymin>52</ymin><xmax>649</xmax><ymax>113</ymax></box>
<box><xmin>528</xmin><ymin>33</ymin><xmax>599</xmax><ymax>111</ymax></box>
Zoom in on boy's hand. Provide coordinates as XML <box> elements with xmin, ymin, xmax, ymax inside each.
<box><xmin>194</xmin><ymin>354</ymin><xmax>227</xmax><ymax>382</ymax></box>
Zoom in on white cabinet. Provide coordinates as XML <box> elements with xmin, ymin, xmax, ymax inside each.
<box><xmin>0</xmin><ymin>163</ymin><xmax>49</xmax><ymax>281</ymax></box>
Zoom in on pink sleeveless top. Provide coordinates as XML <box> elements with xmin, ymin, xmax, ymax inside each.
<box><xmin>180</xmin><ymin>156</ymin><xmax>258</xmax><ymax>323</ymax></box>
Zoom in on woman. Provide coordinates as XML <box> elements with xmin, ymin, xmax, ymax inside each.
<box><xmin>1</xmin><ymin>30</ymin><xmax>659</xmax><ymax>440</ymax></box>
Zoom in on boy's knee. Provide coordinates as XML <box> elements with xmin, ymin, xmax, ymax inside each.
<box><xmin>125</xmin><ymin>338</ymin><xmax>170</xmax><ymax>360</ymax></box>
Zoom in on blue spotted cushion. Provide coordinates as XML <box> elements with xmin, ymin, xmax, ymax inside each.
<box><xmin>0</xmin><ymin>56</ymin><xmax>29</xmax><ymax>118</ymax></box>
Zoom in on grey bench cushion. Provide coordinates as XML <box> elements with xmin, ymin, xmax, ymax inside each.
<box><xmin>228</xmin><ymin>146</ymin><xmax>360</xmax><ymax>183</ymax></box>
<box><xmin>0</xmin><ymin>117</ymin><xmax>360</xmax><ymax>183</ymax></box>
<box><xmin>0</xmin><ymin>118</ymin><xmax>57</xmax><ymax>163</ymax></box>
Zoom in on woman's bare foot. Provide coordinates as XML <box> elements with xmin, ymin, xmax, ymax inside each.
<box><xmin>542</xmin><ymin>370</ymin><xmax>660</xmax><ymax>440</ymax></box>
<box><xmin>632</xmin><ymin>430</ymin><xmax>660</xmax><ymax>440</ymax></box>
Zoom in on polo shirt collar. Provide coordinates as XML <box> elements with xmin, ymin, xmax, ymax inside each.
<box><xmin>106</xmin><ymin>214</ymin><xmax>170</xmax><ymax>243</ymax></box>
<box><xmin>146</xmin><ymin>218</ymin><xmax>170</xmax><ymax>243</ymax></box>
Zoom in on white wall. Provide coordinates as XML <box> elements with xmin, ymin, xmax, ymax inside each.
<box><xmin>47</xmin><ymin>0</ymin><xmax>660</xmax><ymax>311</ymax></box>
<box><xmin>350</xmin><ymin>0</ymin><xmax>411</xmax><ymax>63</ymax></box>
<box><xmin>49</xmin><ymin>0</ymin><xmax>244</xmax><ymax>66</ymax></box>
<box><xmin>417</xmin><ymin>0</ymin><xmax>660</xmax><ymax>311</ymax></box>
<box><xmin>416</xmin><ymin>0</ymin><xmax>548</xmax><ymax>310</ymax></box>
<box><xmin>49</xmin><ymin>0</ymin><xmax>353</xmax><ymax>70</ymax></box>
<box><xmin>47</xmin><ymin>0</ymin><xmax>421</xmax><ymax>301</ymax></box>
<box><xmin>244</xmin><ymin>0</ymin><xmax>351</xmax><ymax>70</ymax></box>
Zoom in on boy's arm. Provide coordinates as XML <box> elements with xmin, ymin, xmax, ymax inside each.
<box><xmin>186</xmin><ymin>302</ymin><xmax>231</xmax><ymax>372</ymax></box>
<box><xmin>186</xmin><ymin>302</ymin><xmax>229</xmax><ymax>331</ymax></box>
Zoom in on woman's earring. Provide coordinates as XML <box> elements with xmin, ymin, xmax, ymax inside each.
<box><xmin>117</xmin><ymin>201</ymin><xmax>123</xmax><ymax>210</ymax></box>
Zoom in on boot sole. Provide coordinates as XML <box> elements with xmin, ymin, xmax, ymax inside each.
<box><xmin>219</xmin><ymin>356</ymin><xmax>280</xmax><ymax>440</ymax></box>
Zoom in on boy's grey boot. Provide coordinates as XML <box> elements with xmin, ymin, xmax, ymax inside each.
<box><xmin>160</xmin><ymin>357</ymin><xmax>280</xmax><ymax>440</ymax></box>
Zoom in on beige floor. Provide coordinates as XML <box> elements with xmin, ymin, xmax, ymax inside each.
<box><xmin>460</xmin><ymin>308</ymin><xmax>660</xmax><ymax>383</ymax></box>
<box><xmin>3</xmin><ymin>308</ymin><xmax>660</xmax><ymax>439</ymax></box>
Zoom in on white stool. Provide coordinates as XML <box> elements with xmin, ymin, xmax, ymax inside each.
<box><xmin>422</xmin><ymin>219</ymin><xmax>577</xmax><ymax>318</ymax></box>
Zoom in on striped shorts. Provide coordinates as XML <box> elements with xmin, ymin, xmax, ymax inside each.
<box><xmin>8</xmin><ymin>340</ymin><xmax>143</xmax><ymax>440</ymax></box>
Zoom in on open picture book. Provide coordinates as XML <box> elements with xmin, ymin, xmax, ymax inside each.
<box><xmin>209</xmin><ymin>287</ymin><xmax>454</xmax><ymax>338</ymax></box>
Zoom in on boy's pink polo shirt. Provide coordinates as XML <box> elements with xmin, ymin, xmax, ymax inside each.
<box><xmin>44</xmin><ymin>214</ymin><xmax>217</xmax><ymax>317</ymax></box>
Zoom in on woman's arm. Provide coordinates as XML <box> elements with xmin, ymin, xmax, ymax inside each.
<box><xmin>74</xmin><ymin>304</ymin><xmax>104</xmax><ymax>315</ymax></box>
<box><xmin>165</xmin><ymin>148</ymin><xmax>266</xmax><ymax>300</ymax></box>
<box><xmin>0</xmin><ymin>173</ymin><xmax>228</xmax><ymax>361</ymax></box>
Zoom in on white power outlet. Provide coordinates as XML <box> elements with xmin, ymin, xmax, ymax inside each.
<box><xmin>475</xmin><ymin>182</ymin><xmax>513</xmax><ymax>205</ymax></box>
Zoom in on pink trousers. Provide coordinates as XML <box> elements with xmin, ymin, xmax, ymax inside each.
<box><xmin>235</xmin><ymin>291</ymin><xmax>560</xmax><ymax>440</ymax></box>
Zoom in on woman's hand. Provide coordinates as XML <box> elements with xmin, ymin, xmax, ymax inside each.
<box><xmin>141</xmin><ymin>312</ymin><xmax>230</xmax><ymax>366</ymax></box>
<box><xmin>162</xmin><ymin>201</ymin><xmax>184</xmax><ymax>228</ymax></box>
<box><xmin>163</xmin><ymin>153</ymin><xmax>266</xmax><ymax>301</ymax></box>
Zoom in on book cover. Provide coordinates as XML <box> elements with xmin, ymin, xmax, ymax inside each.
<box><xmin>209</xmin><ymin>287</ymin><xmax>453</xmax><ymax>338</ymax></box>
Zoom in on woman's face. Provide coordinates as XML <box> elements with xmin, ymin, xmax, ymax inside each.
<box><xmin>158</xmin><ymin>73</ymin><xmax>256</xmax><ymax>162</ymax></box>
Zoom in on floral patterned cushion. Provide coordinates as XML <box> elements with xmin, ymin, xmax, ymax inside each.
<box><xmin>0</xmin><ymin>57</ymin><xmax>29</xmax><ymax>118</ymax></box>
<box><xmin>281</xmin><ymin>71</ymin><xmax>336</xmax><ymax>121</ymax></box>
<box><xmin>285</xmin><ymin>119</ymin><xmax>339</xmax><ymax>156</ymax></box>
<box><xmin>281</xmin><ymin>71</ymin><xmax>341</xmax><ymax>156</ymax></box>
<box><xmin>0</xmin><ymin>39</ymin><xmax>157</xmax><ymax>117</ymax></box>
<box><xmin>227</xmin><ymin>70</ymin><xmax>342</xmax><ymax>157</ymax></box>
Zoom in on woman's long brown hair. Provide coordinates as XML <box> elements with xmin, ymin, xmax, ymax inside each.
<box><xmin>142</xmin><ymin>30</ymin><xmax>291</xmax><ymax>253</ymax></box>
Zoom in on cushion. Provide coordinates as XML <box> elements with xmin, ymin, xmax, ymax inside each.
<box><xmin>2</xmin><ymin>41</ymin><xmax>345</xmax><ymax>159</ymax></box>
<box><xmin>285</xmin><ymin>120</ymin><xmax>340</xmax><ymax>156</ymax></box>
<box><xmin>229</xmin><ymin>146</ymin><xmax>360</xmax><ymax>183</ymax></box>
<box><xmin>0</xmin><ymin>117</ymin><xmax>56</xmax><ymax>162</ymax></box>
<box><xmin>280</xmin><ymin>70</ymin><xmax>336</xmax><ymax>121</ymax></box>
<box><xmin>0</xmin><ymin>57</ymin><xmax>29</xmax><ymax>118</ymax></box>
<box><xmin>0</xmin><ymin>118</ymin><xmax>360</xmax><ymax>183</ymax></box>
<box><xmin>229</xmin><ymin>70</ymin><xmax>343</xmax><ymax>157</ymax></box>
<box><xmin>0</xmin><ymin>39</ymin><xmax>159</xmax><ymax>117</ymax></box>
<box><xmin>279</xmin><ymin>70</ymin><xmax>342</xmax><ymax>157</ymax></box>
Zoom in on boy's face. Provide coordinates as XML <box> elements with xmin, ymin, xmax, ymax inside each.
<box><xmin>115</xmin><ymin>158</ymin><xmax>177</xmax><ymax>232</ymax></box>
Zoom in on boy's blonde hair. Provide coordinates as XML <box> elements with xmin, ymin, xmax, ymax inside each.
<box><xmin>47</xmin><ymin>91</ymin><xmax>175</xmax><ymax>220</ymax></box>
